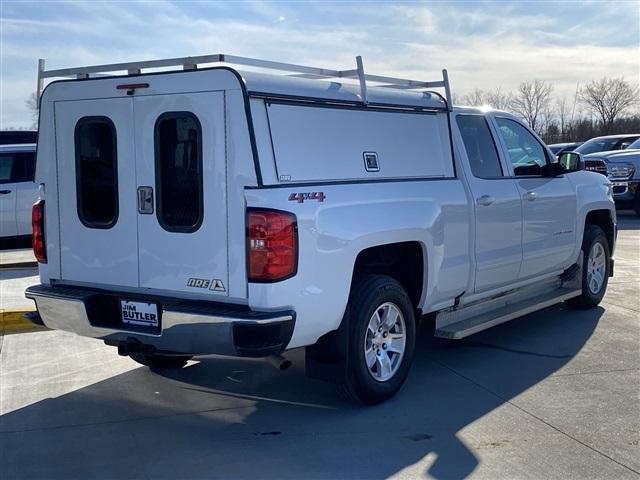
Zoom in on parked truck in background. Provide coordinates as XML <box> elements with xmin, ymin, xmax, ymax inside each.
<box><xmin>26</xmin><ymin>55</ymin><xmax>616</xmax><ymax>404</ymax></box>
<box><xmin>0</xmin><ymin>143</ymin><xmax>38</xmax><ymax>243</ymax></box>
<box><xmin>584</xmin><ymin>137</ymin><xmax>640</xmax><ymax>215</ymax></box>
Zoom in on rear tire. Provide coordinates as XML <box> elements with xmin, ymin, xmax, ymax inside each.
<box><xmin>129</xmin><ymin>353</ymin><xmax>192</xmax><ymax>369</ymax></box>
<box><xmin>566</xmin><ymin>224</ymin><xmax>610</xmax><ymax>309</ymax></box>
<box><xmin>334</xmin><ymin>275</ymin><xmax>416</xmax><ymax>405</ymax></box>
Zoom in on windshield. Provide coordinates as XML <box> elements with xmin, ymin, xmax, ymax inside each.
<box><xmin>575</xmin><ymin>135</ymin><xmax>640</xmax><ymax>154</ymax></box>
<box><xmin>627</xmin><ymin>138</ymin><xmax>640</xmax><ymax>150</ymax></box>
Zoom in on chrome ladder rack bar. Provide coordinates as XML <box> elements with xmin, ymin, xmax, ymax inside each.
<box><xmin>36</xmin><ymin>54</ymin><xmax>453</xmax><ymax>110</ymax></box>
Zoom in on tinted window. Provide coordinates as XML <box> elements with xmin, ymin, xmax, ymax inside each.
<box><xmin>13</xmin><ymin>152</ymin><xmax>35</xmax><ymax>182</ymax></box>
<box><xmin>75</xmin><ymin>117</ymin><xmax>118</xmax><ymax>228</ymax></box>
<box><xmin>495</xmin><ymin>118</ymin><xmax>548</xmax><ymax>176</ymax></box>
<box><xmin>0</xmin><ymin>154</ymin><xmax>15</xmax><ymax>183</ymax></box>
<box><xmin>575</xmin><ymin>136</ymin><xmax>640</xmax><ymax>155</ymax></box>
<box><xmin>548</xmin><ymin>145</ymin><xmax>563</xmax><ymax>154</ymax></box>
<box><xmin>456</xmin><ymin>115</ymin><xmax>503</xmax><ymax>178</ymax></box>
<box><xmin>627</xmin><ymin>138</ymin><xmax>640</xmax><ymax>150</ymax></box>
<box><xmin>155</xmin><ymin>112</ymin><xmax>203</xmax><ymax>232</ymax></box>
<box><xmin>0</xmin><ymin>152</ymin><xmax>35</xmax><ymax>184</ymax></box>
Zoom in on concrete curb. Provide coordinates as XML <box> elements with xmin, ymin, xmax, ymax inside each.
<box><xmin>0</xmin><ymin>309</ymin><xmax>46</xmax><ymax>334</ymax></box>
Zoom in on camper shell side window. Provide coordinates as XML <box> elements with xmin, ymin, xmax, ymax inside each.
<box><xmin>75</xmin><ymin>117</ymin><xmax>119</xmax><ymax>229</ymax></box>
<box><xmin>154</xmin><ymin>111</ymin><xmax>204</xmax><ymax>233</ymax></box>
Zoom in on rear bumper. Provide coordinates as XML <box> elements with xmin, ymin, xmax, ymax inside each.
<box><xmin>25</xmin><ymin>284</ymin><xmax>295</xmax><ymax>357</ymax></box>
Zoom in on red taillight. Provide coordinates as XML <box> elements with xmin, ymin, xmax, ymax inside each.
<box><xmin>32</xmin><ymin>200</ymin><xmax>47</xmax><ymax>263</ymax></box>
<box><xmin>247</xmin><ymin>208</ymin><xmax>297</xmax><ymax>282</ymax></box>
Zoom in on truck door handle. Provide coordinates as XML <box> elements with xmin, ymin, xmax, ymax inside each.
<box><xmin>0</xmin><ymin>190</ymin><xmax>11</xmax><ymax>195</ymax></box>
<box><xmin>476</xmin><ymin>195</ymin><xmax>495</xmax><ymax>206</ymax></box>
<box><xmin>137</xmin><ymin>186</ymin><xmax>154</xmax><ymax>214</ymax></box>
<box><xmin>524</xmin><ymin>191</ymin><xmax>537</xmax><ymax>201</ymax></box>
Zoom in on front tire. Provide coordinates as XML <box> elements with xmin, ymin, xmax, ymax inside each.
<box><xmin>129</xmin><ymin>353</ymin><xmax>192</xmax><ymax>369</ymax></box>
<box><xmin>566</xmin><ymin>225</ymin><xmax>610</xmax><ymax>309</ymax></box>
<box><xmin>334</xmin><ymin>275</ymin><xmax>416</xmax><ymax>405</ymax></box>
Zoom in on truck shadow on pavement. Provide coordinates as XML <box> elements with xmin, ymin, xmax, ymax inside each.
<box><xmin>1</xmin><ymin>304</ymin><xmax>603</xmax><ymax>479</ymax></box>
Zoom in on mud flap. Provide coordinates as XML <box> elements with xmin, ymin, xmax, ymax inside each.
<box><xmin>561</xmin><ymin>250</ymin><xmax>583</xmax><ymax>290</ymax></box>
<box><xmin>305</xmin><ymin>307</ymin><xmax>350</xmax><ymax>383</ymax></box>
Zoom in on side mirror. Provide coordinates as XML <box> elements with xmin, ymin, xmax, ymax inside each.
<box><xmin>557</xmin><ymin>151</ymin><xmax>584</xmax><ymax>173</ymax></box>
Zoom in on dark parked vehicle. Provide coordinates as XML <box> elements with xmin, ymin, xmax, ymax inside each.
<box><xmin>0</xmin><ymin>131</ymin><xmax>37</xmax><ymax>145</ymax></box>
<box><xmin>585</xmin><ymin>137</ymin><xmax>640</xmax><ymax>215</ymax></box>
<box><xmin>574</xmin><ymin>134</ymin><xmax>640</xmax><ymax>155</ymax></box>
<box><xmin>547</xmin><ymin>142</ymin><xmax>583</xmax><ymax>155</ymax></box>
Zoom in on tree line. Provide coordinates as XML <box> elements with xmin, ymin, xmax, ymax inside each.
<box><xmin>18</xmin><ymin>76</ymin><xmax>640</xmax><ymax>145</ymax></box>
<box><xmin>454</xmin><ymin>77</ymin><xmax>640</xmax><ymax>144</ymax></box>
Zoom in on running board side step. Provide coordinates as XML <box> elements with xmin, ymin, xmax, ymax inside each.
<box><xmin>434</xmin><ymin>287</ymin><xmax>581</xmax><ymax>340</ymax></box>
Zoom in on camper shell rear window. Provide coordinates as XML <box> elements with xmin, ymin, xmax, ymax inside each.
<box><xmin>154</xmin><ymin>112</ymin><xmax>203</xmax><ymax>233</ymax></box>
<box><xmin>75</xmin><ymin>117</ymin><xmax>118</xmax><ymax>229</ymax></box>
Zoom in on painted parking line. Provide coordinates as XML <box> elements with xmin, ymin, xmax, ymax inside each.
<box><xmin>0</xmin><ymin>309</ymin><xmax>45</xmax><ymax>334</ymax></box>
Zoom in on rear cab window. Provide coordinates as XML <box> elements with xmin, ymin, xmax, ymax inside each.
<box><xmin>154</xmin><ymin>112</ymin><xmax>203</xmax><ymax>233</ymax></box>
<box><xmin>75</xmin><ymin>117</ymin><xmax>118</xmax><ymax>228</ymax></box>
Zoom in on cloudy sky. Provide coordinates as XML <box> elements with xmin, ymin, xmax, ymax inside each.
<box><xmin>1</xmin><ymin>0</ymin><xmax>638</xmax><ymax>128</ymax></box>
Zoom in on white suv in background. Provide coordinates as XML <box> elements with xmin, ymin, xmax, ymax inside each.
<box><xmin>0</xmin><ymin>143</ymin><xmax>39</xmax><ymax>241</ymax></box>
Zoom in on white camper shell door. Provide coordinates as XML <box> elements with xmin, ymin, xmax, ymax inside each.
<box><xmin>55</xmin><ymin>98</ymin><xmax>139</xmax><ymax>287</ymax></box>
<box><xmin>55</xmin><ymin>92</ymin><xmax>228</xmax><ymax>296</ymax></box>
<box><xmin>133</xmin><ymin>92</ymin><xmax>228</xmax><ymax>296</ymax></box>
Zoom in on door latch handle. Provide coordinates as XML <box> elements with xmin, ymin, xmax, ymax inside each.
<box><xmin>137</xmin><ymin>186</ymin><xmax>154</xmax><ymax>214</ymax></box>
<box><xmin>476</xmin><ymin>194</ymin><xmax>495</xmax><ymax>206</ymax></box>
<box><xmin>524</xmin><ymin>191</ymin><xmax>537</xmax><ymax>201</ymax></box>
<box><xmin>0</xmin><ymin>190</ymin><xmax>11</xmax><ymax>195</ymax></box>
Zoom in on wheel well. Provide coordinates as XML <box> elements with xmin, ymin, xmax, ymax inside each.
<box><xmin>353</xmin><ymin>242</ymin><xmax>424</xmax><ymax>309</ymax></box>
<box><xmin>585</xmin><ymin>210</ymin><xmax>615</xmax><ymax>249</ymax></box>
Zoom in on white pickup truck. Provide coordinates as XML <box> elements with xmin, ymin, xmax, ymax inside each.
<box><xmin>26</xmin><ymin>55</ymin><xmax>616</xmax><ymax>404</ymax></box>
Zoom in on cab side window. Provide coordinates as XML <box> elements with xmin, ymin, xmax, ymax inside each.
<box><xmin>13</xmin><ymin>153</ymin><xmax>35</xmax><ymax>183</ymax></box>
<box><xmin>0</xmin><ymin>154</ymin><xmax>14</xmax><ymax>184</ymax></box>
<box><xmin>456</xmin><ymin>115</ymin><xmax>503</xmax><ymax>178</ymax></box>
<box><xmin>495</xmin><ymin>118</ymin><xmax>549</xmax><ymax>176</ymax></box>
<box><xmin>0</xmin><ymin>152</ymin><xmax>35</xmax><ymax>184</ymax></box>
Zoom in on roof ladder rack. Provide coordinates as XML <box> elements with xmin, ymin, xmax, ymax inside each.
<box><xmin>36</xmin><ymin>54</ymin><xmax>453</xmax><ymax>111</ymax></box>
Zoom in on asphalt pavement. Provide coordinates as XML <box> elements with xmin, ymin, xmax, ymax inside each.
<box><xmin>1</xmin><ymin>212</ymin><xmax>638</xmax><ymax>479</ymax></box>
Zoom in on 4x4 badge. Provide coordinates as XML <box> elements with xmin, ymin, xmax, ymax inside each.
<box><xmin>210</xmin><ymin>279</ymin><xmax>226</xmax><ymax>292</ymax></box>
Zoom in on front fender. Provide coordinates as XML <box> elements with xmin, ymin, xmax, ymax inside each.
<box><xmin>567</xmin><ymin>171</ymin><xmax>616</xmax><ymax>258</ymax></box>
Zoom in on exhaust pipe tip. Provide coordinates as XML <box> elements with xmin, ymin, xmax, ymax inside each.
<box><xmin>267</xmin><ymin>354</ymin><xmax>292</xmax><ymax>371</ymax></box>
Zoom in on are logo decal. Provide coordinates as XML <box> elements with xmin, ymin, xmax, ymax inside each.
<box><xmin>210</xmin><ymin>279</ymin><xmax>226</xmax><ymax>292</ymax></box>
<box><xmin>187</xmin><ymin>278</ymin><xmax>226</xmax><ymax>292</ymax></box>
<box><xmin>288</xmin><ymin>192</ymin><xmax>326</xmax><ymax>203</ymax></box>
<box><xmin>187</xmin><ymin>278</ymin><xmax>210</xmax><ymax>289</ymax></box>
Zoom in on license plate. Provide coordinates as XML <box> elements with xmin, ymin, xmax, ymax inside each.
<box><xmin>120</xmin><ymin>300</ymin><xmax>159</xmax><ymax>327</ymax></box>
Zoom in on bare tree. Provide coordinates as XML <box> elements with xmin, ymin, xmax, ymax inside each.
<box><xmin>485</xmin><ymin>87</ymin><xmax>513</xmax><ymax>111</ymax></box>
<box><xmin>556</xmin><ymin>97</ymin><xmax>570</xmax><ymax>140</ymax></box>
<box><xmin>461</xmin><ymin>88</ymin><xmax>486</xmax><ymax>107</ymax></box>
<box><xmin>25</xmin><ymin>91</ymin><xmax>39</xmax><ymax>129</ymax></box>
<box><xmin>510</xmin><ymin>80</ymin><xmax>554</xmax><ymax>133</ymax></box>
<box><xmin>578</xmin><ymin>77</ymin><xmax>639</xmax><ymax>133</ymax></box>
